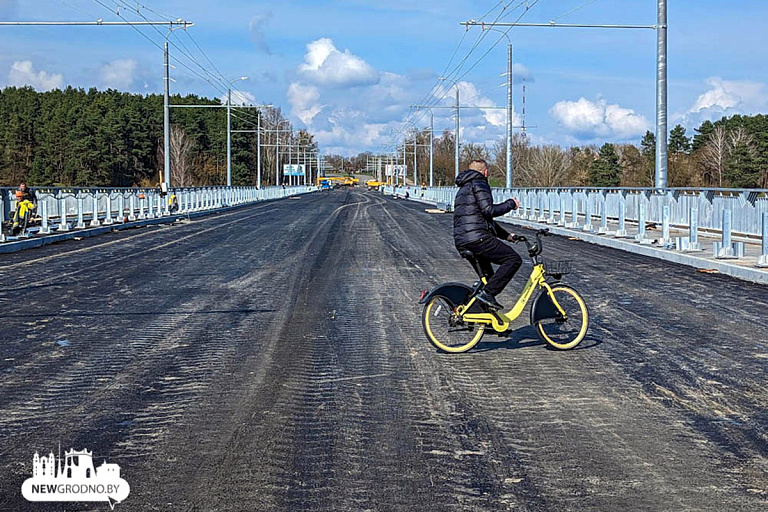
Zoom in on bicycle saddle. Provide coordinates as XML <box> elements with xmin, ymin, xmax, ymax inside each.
<box><xmin>459</xmin><ymin>250</ymin><xmax>487</xmax><ymax>279</ymax></box>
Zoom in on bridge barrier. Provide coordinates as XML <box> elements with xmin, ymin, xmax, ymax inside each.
<box><xmin>1</xmin><ymin>186</ymin><xmax>314</xmax><ymax>243</ymax></box>
<box><xmin>759</xmin><ymin>213</ymin><xmax>768</xmax><ymax>267</ymax></box>
<box><xmin>388</xmin><ymin>185</ymin><xmax>768</xmax><ymax>268</ymax></box>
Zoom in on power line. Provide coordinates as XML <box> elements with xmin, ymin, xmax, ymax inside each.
<box><xmin>390</xmin><ymin>0</ymin><xmax>542</xmax><ymax>147</ymax></box>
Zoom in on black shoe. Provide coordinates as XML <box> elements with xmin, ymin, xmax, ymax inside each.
<box><xmin>476</xmin><ymin>290</ymin><xmax>503</xmax><ymax>310</ymax></box>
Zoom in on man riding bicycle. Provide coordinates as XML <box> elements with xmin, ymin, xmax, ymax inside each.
<box><xmin>12</xmin><ymin>182</ymin><xmax>37</xmax><ymax>235</ymax></box>
<box><xmin>453</xmin><ymin>159</ymin><xmax>520</xmax><ymax>311</ymax></box>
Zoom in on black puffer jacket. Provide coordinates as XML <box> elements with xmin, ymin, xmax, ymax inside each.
<box><xmin>453</xmin><ymin>170</ymin><xmax>515</xmax><ymax>247</ymax></box>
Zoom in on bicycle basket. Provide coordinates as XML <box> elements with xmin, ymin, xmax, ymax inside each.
<box><xmin>544</xmin><ymin>260</ymin><xmax>572</xmax><ymax>276</ymax></box>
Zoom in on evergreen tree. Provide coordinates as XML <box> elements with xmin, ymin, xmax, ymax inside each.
<box><xmin>0</xmin><ymin>86</ymin><xmax>288</xmax><ymax>187</ymax></box>
<box><xmin>692</xmin><ymin>120</ymin><xmax>715</xmax><ymax>151</ymax></box>
<box><xmin>669</xmin><ymin>124</ymin><xmax>691</xmax><ymax>154</ymax></box>
<box><xmin>589</xmin><ymin>143</ymin><xmax>621</xmax><ymax>186</ymax></box>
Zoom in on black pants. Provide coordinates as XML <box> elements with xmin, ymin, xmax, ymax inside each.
<box><xmin>462</xmin><ymin>236</ymin><xmax>522</xmax><ymax>297</ymax></box>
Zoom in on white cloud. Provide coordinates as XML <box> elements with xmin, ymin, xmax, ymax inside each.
<box><xmin>430</xmin><ymin>81</ymin><xmax>519</xmax><ymax>132</ymax></box>
<box><xmin>8</xmin><ymin>61</ymin><xmax>63</xmax><ymax>91</ymax></box>
<box><xmin>221</xmin><ymin>90</ymin><xmax>258</xmax><ymax>106</ymax></box>
<box><xmin>287</xmin><ymin>82</ymin><xmax>323</xmax><ymax>124</ymax></box>
<box><xmin>284</xmin><ymin>39</ymin><xmax>527</xmax><ymax>154</ymax></box>
<box><xmin>689</xmin><ymin>77</ymin><xmax>766</xmax><ymax>113</ymax></box>
<box><xmin>100</xmin><ymin>59</ymin><xmax>137</xmax><ymax>90</ymax></box>
<box><xmin>249</xmin><ymin>13</ymin><xmax>272</xmax><ymax>54</ymax></box>
<box><xmin>550</xmin><ymin>97</ymin><xmax>649</xmax><ymax>140</ymax></box>
<box><xmin>677</xmin><ymin>77</ymin><xmax>768</xmax><ymax>128</ymax></box>
<box><xmin>298</xmin><ymin>38</ymin><xmax>379</xmax><ymax>88</ymax></box>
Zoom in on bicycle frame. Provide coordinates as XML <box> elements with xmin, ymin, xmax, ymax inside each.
<box><xmin>456</xmin><ymin>264</ymin><xmax>566</xmax><ymax>333</ymax></box>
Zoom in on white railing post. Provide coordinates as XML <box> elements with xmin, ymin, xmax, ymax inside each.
<box><xmin>58</xmin><ymin>196</ymin><xmax>70</xmax><ymax>232</ymax></box>
<box><xmin>104</xmin><ymin>194</ymin><xmax>114</xmax><ymax>225</ymax></box>
<box><xmin>39</xmin><ymin>197</ymin><xmax>51</xmax><ymax>234</ymax></box>
<box><xmin>634</xmin><ymin>201</ymin><xmax>648</xmax><ymax>243</ymax></box>
<box><xmin>0</xmin><ymin>193</ymin><xmax>5</xmax><ymax>242</ymax></box>
<box><xmin>76</xmin><ymin>195</ymin><xmax>86</xmax><ymax>229</ymax></box>
<box><xmin>90</xmin><ymin>194</ymin><xmax>101</xmax><ymax>227</ymax></box>
<box><xmin>758</xmin><ymin>212</ymin><xmax>768</xmax><ymax>267</ymax></box>
<box><xmin>128</xmin><ymin>195</ymin><xmax>137</xmax><ymax>221</ymax></box>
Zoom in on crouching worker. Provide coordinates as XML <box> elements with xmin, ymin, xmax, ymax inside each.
<box><xmin>12</xmin><ymin>182</ymin><xmax>37</xmax><ymax>236</ymax></box>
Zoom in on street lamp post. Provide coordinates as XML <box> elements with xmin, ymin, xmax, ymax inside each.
<box><xmin>227</xmin><ymin>76</ymin><xmax>248</xmax><ymax>187</ymax></box>
<box><xmin>276</xmin><ymin>120</ymin><xmax>290</xmax><ymax>186</ymax></box>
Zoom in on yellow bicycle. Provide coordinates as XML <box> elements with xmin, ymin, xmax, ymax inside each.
<box><xmin>419</xmin><ymin>229</ymin><xmax>589</xmax><ymax>353</ymax></box>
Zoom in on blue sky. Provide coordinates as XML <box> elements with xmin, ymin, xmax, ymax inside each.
<box><xmin>1</xmin><ymin>0</ymin><xmax>767</xmax><ymax>155</ymax></box>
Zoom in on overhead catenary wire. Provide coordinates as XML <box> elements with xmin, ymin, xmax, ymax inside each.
<box><xmin>106</xmin><ymin>0</ymin><xmax>266</xmax><ymax>121</ymax></box>
<box><xmin>550</xmin><ymin>0</ymin><xmax>602</xmax><ymax>22</ymax></box>
<box><xmin>390</xmin><ymin>0</ymin><xmax>538</xmax><ymax>146</ymax></box>
<box><xmin>389</xmin><ymin>0</ymin><xmax>542</xmax><ymax>148</ymax></box>
<box><xmin>400</xmin><ymin>0</ymin><xmax>521</xmax><ymax>136</ymax></box>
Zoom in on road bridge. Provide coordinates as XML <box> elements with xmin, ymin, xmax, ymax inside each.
<box><xmin>0</xmin><ymin>189</ymin><xmax>766</xmax><ymax>510</ymax></box>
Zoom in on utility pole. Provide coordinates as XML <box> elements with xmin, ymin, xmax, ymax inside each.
<box><xmin>656</xmin><ymin>0</ymin><xmax>668</xmax><ymax>189</ymax></box>
<box><xmin>257</xmin><ymin>113</ymin><xmax>261</xmax><ymax>187</ymax></box>
<box><xmin>455</xmin><ymin>88</ymin><xmax>460</xmax><ymax>177</ymax></box>
<box><xmin>413</xmin><ymin>131</ymin><xmax>418</xmax><ymax>186</ymax></box>
<box><xmin>430</xmin><ymin>112</ymin><xmax>434</xmax><ymax>187</ymax></box>
<box><xmin>506</xmin><ymin>42</ymin><xmax>514</xmax><ymax>189</ymax></box>
<box><xmin>522</xmin><ymin>78</ymin><xmax>527</xmax><ymax>135</ymax></box>
<box><xmin>164</xmin><ymin>41</ymin><xmax>171</xmax><ymax>188</ymax></box>
<box><xmin>402</xmin><ymin>142</ymin><xmax>406</xmax><ymax>186</ymax></box>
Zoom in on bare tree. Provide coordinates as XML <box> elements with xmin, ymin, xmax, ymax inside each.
<box><xmin>170</xmin><ymin>125</ymin><xmax>195</xmax><ymax>187</ymax></box>
<box><xmin>729</xmin><ymin>126</ymin><xmax>754</xmax><ymax>150</ymax></box>
<box><xmin>521</xmin><ymin>145</ymin><xmax>571</xmax><ymax>187</ymax></box>
<box><xmin>460</xmin><ymin>142</ymin><xmax>491</xmax><ymax>172</ymax></box>
<box><xmin>701</xmin><ymin>126</ymin><xmax>729</xmax><ymax>187</ymax></box>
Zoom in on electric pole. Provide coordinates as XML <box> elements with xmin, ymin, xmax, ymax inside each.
<box><xmin>506</xmin><ymin>42</ymin><xmax>513</xmax><ymax>189</ymax></box>
<box><xmin>455</xmin><ymin>88</ymin><xmax>460</xmax><ymax>177</ymax></box>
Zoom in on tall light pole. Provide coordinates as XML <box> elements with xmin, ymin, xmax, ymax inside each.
<box><xmin>257</xmin><ymin>112</ymin><xmax>261</xmax><ymax>188</ymax></box>
<box><xmin>275</xmin><ymin>119</ymin><xmax>289</xmax><ymax>185</ymax></box>
<box><xmin>655</xmin><ymin>0</ymin><xmax>668</xmax><ymax>189</ymax></box>
<box><xmin>506</xmin><ymin>42</ymin><xmax>514</xmax><ymax>189</ymax></box>
<box><xmin>164</xmin><ymin>41</ymin><xmax>171</xmax><ymax>188</ymax></box>
<box><xmin>455</xmin><ymin>87</ymin><xmax>460</xmax><ymax>177</ymax></box>
<box><xmin>227</xmin><ymin>76</ymin><xmax>248</xmax><ymax>187</ymax></box>
<box><xmin>430</xmin><ymin>110</ymin><xmax>434</xmax><ymax>187</ymax></box>
<box><xmin>413</xmin><ymin>130</ymin><xmax>418</xmax><ymax>186</ymax></box>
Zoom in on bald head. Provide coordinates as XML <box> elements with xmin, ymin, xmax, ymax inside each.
<box><xmin>468</xmin><ymin>159</ymin><xmax>488</xmax><ymax>176</ymax></box>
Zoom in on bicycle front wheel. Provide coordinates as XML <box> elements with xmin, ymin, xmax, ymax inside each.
<box><xmin>422</xmin><ymin>295</ymin><xmax>485</xmax><ymax>353</ymax></box>
<box><xmin>534</xmin><ymin>285</ymin><xmax>589</xmax><ymax>350</ymax></box>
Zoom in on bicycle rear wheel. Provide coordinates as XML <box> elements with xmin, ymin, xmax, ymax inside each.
<box><xmin>422</xmin><ymin>295</ymin><xmax>485</xmax><ymax>353</ymax></box>
<box><xmin>534</xmin><ymin>285</ymin><xmax>589</xmax><ymax>350</ymax></box>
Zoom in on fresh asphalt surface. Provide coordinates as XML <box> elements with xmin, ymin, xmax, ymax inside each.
<box><xmin>1</xmin><ymin>188</ymin><xmax>767</xmax><ymax>511</ymax></box>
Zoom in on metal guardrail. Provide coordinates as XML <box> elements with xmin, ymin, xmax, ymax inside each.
<box><xmin>386</xmin><ymin>185</ymin><xmax>768</xmax><ymax>267</ymax></box>
<box><xmin>1</xmin><ymin>186</ymin><xmax>314</xmax><ymax>242</ymax></box>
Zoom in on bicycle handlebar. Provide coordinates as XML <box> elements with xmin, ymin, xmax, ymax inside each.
<box><xmin>511</xmin><ymin>228</ymin><xmax>549</xmax><ymax>258</ymax></box>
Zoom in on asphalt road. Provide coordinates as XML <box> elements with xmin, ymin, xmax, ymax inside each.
<box><xmin>1</xmin><ymin>189</ymin><xmax>767</xmax><ymax>511</ymax></box>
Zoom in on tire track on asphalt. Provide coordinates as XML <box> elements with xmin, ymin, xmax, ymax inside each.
<box><xmin>0</xmin><ymin>192</ymin><xmax>336</xmax><ymax>511</ymax></box>
<box><xmin>371</xmin><ymin>193</ymin><xmax>768</xmax><ymax>509</ymax></box>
